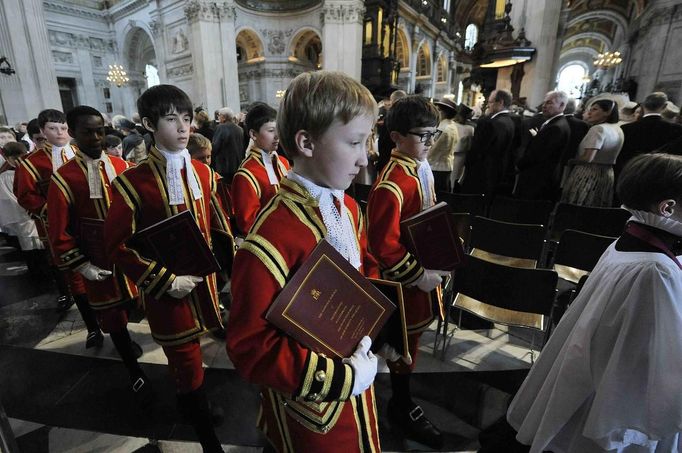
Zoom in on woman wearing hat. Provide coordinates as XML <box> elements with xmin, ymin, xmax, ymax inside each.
<box><xmin>428</xmin><ymin>98</ymin><xmax>459</xmax><ymax>192</ymax></box>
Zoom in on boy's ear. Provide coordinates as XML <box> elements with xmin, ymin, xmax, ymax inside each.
<box><xmin>293</xmin><ymin>130</ymin><xmax>314</xmax><ymax>157</ymax></box>
<box><xmin>389</xmin><ymin>130</ymin><xmax>403</xmax><ymax>144</ymax></box>
<box><xmin>142</xmin><ymin>117</ymin><xmax>156</xmax><ymax>133</ymax></box>
<box><xmin>248</xmin><ymin>129</ymin><xmax>258</xmax><ymax>142</ymax></box>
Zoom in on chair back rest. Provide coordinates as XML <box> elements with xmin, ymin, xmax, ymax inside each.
<box><xmin>549</xmin><ymin>203</ymin><xmax>629</xmax><ymax>241</ymax></box>
<box><xmin>437</xmin><ymin>191</ymin><xmax>487</xmax><ymax>217</ymax></box>
<box><xmin>489</xmin><ymin>196</ymin><xmax>554</xmax><ymax>225</ymax></box>
<box><xmin>452</xmin><ymin>254</ymin><xmax>558</xmax><ymax>330</ymax></box>
<box><xmin>552</xmin><ymin>229</ymin><xmax>615</xmax><ymax>283</ymax></box>
<box><xmin>353</xmin><ymin>183</ymin><xmax>372</xmax><ymax>203</ymax></box>
<box><xmin>470</xmin><ymin>216</ymin><xmax>545</xmax><ymax>267</ymax></box>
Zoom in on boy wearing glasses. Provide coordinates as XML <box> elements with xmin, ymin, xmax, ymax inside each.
<box><xmin>367</xmin><ymin>95</ymin><xmax>446</xmax><ymax>449</ymax></box>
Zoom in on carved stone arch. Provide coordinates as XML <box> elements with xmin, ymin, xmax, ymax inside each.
<box><xmin>567</xmin><ymin>10</ymin><xmax>628</xmax><ymax>37</ymax></box>
<box><xmin>121</xmin><ymin>25</ymin><xmax>157</xmax><ymax>76</ymax></box>
<box><xmin>415</xmin><ymin>41</ymin><xmax>432</xmax><ymax>77</ymax></box>
<box><xmin>235</xmin><ymin>28</ymin><xmax>265</xmax><ymax>63</ymax></box>
<box><xmin>395</xmin><ymin>26</ymin><xmax>410</xmax><ymax>70</ymax></box>
<box><xmin>290</xmin><ymin>28</ymin><xmax>323</xmax><ymax>70</ymax></box>
<box><xmin>558</xmin><ymin>60</ymin><xmax>590</xmax><ymax>78</ymax></box>
<box><xmin>563</xmin><ymin>32</ymin><xmax>613</xmax><ymax>51</ymax></box>
<box><xmin>561</xmin><ymin>46</ymin><xmax>601</xmax><ymax>60</ymax></box>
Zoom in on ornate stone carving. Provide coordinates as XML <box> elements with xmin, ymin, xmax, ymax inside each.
<box><xmin>321</xmin><ymin>2</ymin><xmax>365</xmax><ymax>25</ymax></box>
<box><xmin>185</xmin><ymin>0</ymin><xmax>234</xmax><ymax>23</ymax></box>
<box><xmin>48</xmin><ymin>30</ymin><xmax>116</xmax><ymax>52</ymax></box>
<box><xmin>52</xmin><ymin>51</ymin><xmax>73</xmax><ymax>64</ymax></box>
<box><xmin>167</xmin><ymin>63</ymin><xmax>194</xmax><ymax>78</ymax></box>
<box><xmin>92</xmin><ymin>55</ymin><xmax>103</xmax><ymax>68</ymax></box>
<box><xmin>43</xmin><ymin>1</ymin><xmax>104</xmax><ymax>20</ymax></box>
<box><xmin>149</xmin><ymin>20</ymin><xmax>162</xmax><ymax>38</ymax></box>
<box><xmin>172</xmin><ymin>29</ymin><xmax>190</xmax><ymax>54</ymax></box>
<box><xmin>261</xmin><ymin>29</ymin><xmax>293</xmax><ymax>55</ymax></box>
<box><xmin>239</xmin><ymin>66</ymin><xmax>302</xmax><ymax>81</ymax></box>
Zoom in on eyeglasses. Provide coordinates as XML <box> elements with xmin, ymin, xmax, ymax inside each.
<box><xmin>406</xmin><ymin>130</ymin><xmax>442</xmax><ymax>143</ymax></box>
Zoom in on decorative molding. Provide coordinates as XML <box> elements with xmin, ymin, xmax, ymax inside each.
<box><xmin>238</xmin><ymin>66</ymin><xmax>302</xmax><ymax>80</ymax></box>
<box><xmin>43</xmin><ymin>1</ymin><xmax>105</xmax><ymax>20</ymax></box>
<box><xmin>109</xmin><ymin>0</ymin><xmax>149</xmax><ymax>22</ymax></box>
<box><xmin>167</xmin><ymin>63</ymin><xmax>194</xmax><ymax>78</ymax></box>
<box><xmin>185</xmin><ymin>1</ymin><xmax>235</xmax><ymax>23</ymax></box>
<box><xmin>260</xmin><ymin>29</ymin><xmax>293</xmax><ymax>55</ymax></box>
<box><xmin>49</xmin><ymin>30</ymin><xmax>116</xmax><ymax>52</ymax></box>
<box><xmin>148</xmin><ymin>19</ymin><xmax>162</xmax><ymax>38</ymax></box>
<box><xmin>52</xmin><ymin>50</ymin><xmax>73</xmax><ymax>64</ymax></box>
<box><xmin>92</xmin><ymin>55</ymin><xmax>103</xmax><ymax>68</ymax></box>
<box><xmin>321</xmin><ymin>2</ymin><xmax>365</xmax><ymax>25</ymax></box>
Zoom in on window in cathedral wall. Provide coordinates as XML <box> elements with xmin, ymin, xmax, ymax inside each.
<box><xmin>465</xmin><ymin>24</ymin><xmax>478</xmax><ymax>51</ymax></box>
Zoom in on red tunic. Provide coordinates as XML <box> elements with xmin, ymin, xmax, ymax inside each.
<box><xmin>226</xmin><ymin>177</ymin><xmax>381</xmax><ymax>453</ymax></box>
<box><xmin>230</xmin><ymin>147</ymin><xmax>290</xmax><ymax>234</ymax></box>
<box><xmin>104</xmin><ymin>147</ymin><xmax>232</xmax><ymax>346</ymax></box>
<box><xmin>366</xmin><ymin>150</ymin><xmax>436</xmax><ymax>333</ymax></box>
<box><xmin>47</xmin><ymin>151</ymin><xmax>137</xmax><ymax>309</ymax></box>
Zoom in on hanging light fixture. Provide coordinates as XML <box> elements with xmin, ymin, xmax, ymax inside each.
<box><xmin>593</xmin><ymin>51</ymin><xmax>622</xmax><ymax>69</ymax></box>
<box><xmin>107</xmin><ymin>64</ymin><xmax>129</xmax><ymax>87</ymax></box>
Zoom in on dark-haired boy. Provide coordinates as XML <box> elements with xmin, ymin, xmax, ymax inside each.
<box><xmin>226</xmin><ymin>71</ymin><xmax>381</xmax><ymax>452</ymax></box>
<box><xmin>230</xmin><ymin>102</ymin><xmax>290</xmax><ymax>235</ymax></box>
<box><xmin>104</xmin><ymin>84</ymin><xmax>232</xmax><ymax>453</ymax></box>
<box><xmin>14</xmin><ymin>108</ymin><xmax>102</xmax><ymax>339</ymax></box>
<box><xmin>47</xmin><ymin>106</ymin><xmax>148</xmax><ymax>398</ymax></box>
<box><xmin>367</xmin><ymin>95</ymin><xmax>447</xmax><ymax>449</ymax></box>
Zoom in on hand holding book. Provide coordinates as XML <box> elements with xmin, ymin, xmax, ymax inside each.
<box><xmin>342</xmin><ymin>336</ymin><xmax>377</xmax><ymax>396</ymax></box>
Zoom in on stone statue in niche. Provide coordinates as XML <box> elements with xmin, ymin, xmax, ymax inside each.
<box><xmin>172</xmin><ymin>29</ymin><xmax>189</xmax><ymax>54</ymax></box>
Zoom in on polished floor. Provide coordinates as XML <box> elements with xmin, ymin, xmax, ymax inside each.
<box><xmin>0</xmin><ymin>239</ymin><xmax>533</xmax><ymax>452</ymax></box>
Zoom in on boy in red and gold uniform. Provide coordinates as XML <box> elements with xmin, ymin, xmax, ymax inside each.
<box><xmin>47</xmin><ymin>105</ymin><xmax>148</xmax><ymax>397</ymax></box>
<box><xmin>226</xmin><ymin>71</ymin><xmax>382</xmax><ymax>452</ymax></box>
<box><xmin>367</xmin><ymin>95</ymin><xmax>447</xmax><ymax>449</ymax></box>
<box><xmin>104</xmin><ymin>85</ymin><xmax>232</xmax><ymax>453</ymax></box>
<box><xmin>230</xmin><ymin>102</ymin><xmax>290</xmax><ymax>235</ymax></box>
<box><xmin>14</xmin><ymin>109</ymin><xmax>102</xmax><ymax>344</ymax></box>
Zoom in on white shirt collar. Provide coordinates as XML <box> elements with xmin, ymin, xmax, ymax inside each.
<box><xmin>491</xmin><ymin>110</ymin><xmax>510</xmax><ymax>119</ymax></box>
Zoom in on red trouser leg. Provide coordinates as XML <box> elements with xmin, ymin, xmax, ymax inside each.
<box><xmin>162</xmin><ymin>339</ymin><xmax>204</xmax><ymax>394</ymax></box>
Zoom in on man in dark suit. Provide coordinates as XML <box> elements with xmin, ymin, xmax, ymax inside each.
<box><xmin>515</xmin><ymin>91</ymin><xmax>571</xmax><ymax>201</ymax></box>
<box><xmin>615</xmin><ymin>92</ymin><xmax>682</xmax><ymax>181</ymax></box>
<box><xmin>211</xmin><ymin>107</ymin><xmax>244</xmax><ymax>182</ymax></box>
<box><xmin>559</xmin><ymin>98</ymin><xmax>590</xmax><ymax>187</ymax></box>
<box><xmin>460</xmin><ymin>89</ymin><xmax>516</xmax><ymax>196</ymax></box>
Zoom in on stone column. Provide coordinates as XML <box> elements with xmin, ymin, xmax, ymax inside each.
<box><xmin>512</xmin><ymin>0</ymin><xmax>563</xmax><ymax>107</ymax></box>
<box><xmin>321</xmin><ymin>0</ymin><xmax>365</xmax><ymax>80</ymax></box>
<box><xmin>0</xmin><ymin>0</ymin><xmax>60</xmax><ymax>124</ymax></box>
<box><xmin>185</xmin><ymin>0</ymin><xmax>240</xmax><ymax>114</ymax></box>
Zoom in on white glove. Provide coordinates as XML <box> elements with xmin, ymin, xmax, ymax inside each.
<box><xmin>377</xmin><ymin>343</ymin><xmax>412</xmax><ymax>366</ymax></box>
<box><xmin>410</xmin><ymin>269</ymin><xmax>447</xmax><ymax>293</ymax></box>
<box><xmin>167</xmin><ymin>275</ymin><xmax>203</xmax><ymax>299</ymax></box>
<box><xmin>234</xmin><ymin>237</ymin><xmax>245</xmax><ymax>249</ymax></box>
<box><xmin>342</xmin><ymin>336</ymin><xmax>378</xmax><ymax>396</ymax></box>
<box><xmin>77</xmin><ymin>261</ymin><xmax>112</xmax><ymax>281</ymax></box>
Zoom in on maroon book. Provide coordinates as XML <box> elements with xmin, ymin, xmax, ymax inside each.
<box><xmin>127</xmin><ymin>210</ymin><xmax>220</xmax><ymax>277</ymax></box>
<box><xmin>265</xmin><ymin>240</ymin><xmax>396</xmax><ymax>358</ymax></box>
<box><xmin>400</xmin><ymin>201</ymin><xmax>466</xmax><ymax>271</ymax></box>
<box><xmin>369</xmin><ymin>278</ymin><xmax>410</xmax><ymax>360</ymax></box>
<box><xmin>80</xmin><ymin>218</ymin><xmax>112</xmax><ymax>270</ymax></box>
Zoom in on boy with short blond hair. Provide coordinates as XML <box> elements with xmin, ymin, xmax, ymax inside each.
<box><xmin>367</xmin><ymin>95</ymin><xmax>446</xmax><ymax>449</ymax></box>
<box><xmin>226</xmin><ymin>71</ymin><xmax>383</xmax><ymax>452</ymax></box>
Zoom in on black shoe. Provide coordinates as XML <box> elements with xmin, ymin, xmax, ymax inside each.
<box><xmin>387</xmin><ymin>399</ymin><xmax>443</xmax><ymax>449</ymax></box>
<box><xmin>85</xmin><ymin>330</ymin><xmax>104</xmax><ymax>349</ymax></box>
<box><xmin>131</xmin><ymin>375</ymin><xmax>155</xmax><ymax>407</ymax></box>
<box><xmin>56</xmin><ymin>296</ymin><xmax>74</xmax><ymax>313</ymax></box>
<box><xmin>131</xmin><ymin>341</ymin><xmax>143</xmax><ymax>359</ymax></box>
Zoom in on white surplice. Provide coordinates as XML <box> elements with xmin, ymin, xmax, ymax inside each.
<box><xmin>508</xmin><ymin>229</ymin><xmax>682</xmax><ymax>452</ymax></box>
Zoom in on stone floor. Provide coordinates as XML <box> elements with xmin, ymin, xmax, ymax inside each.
<box><xmin>0</xmin><ymin>239</ymin><xmax>533</xmax><ymax>452</ymax></box>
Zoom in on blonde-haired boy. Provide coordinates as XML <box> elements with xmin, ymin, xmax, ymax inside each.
<box><xmin>226</xmin><ymin>71</ymin><xmax>383</xmax><ymax>452</ymax></box>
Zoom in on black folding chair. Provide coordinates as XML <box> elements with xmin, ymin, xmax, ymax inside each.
<box><xmin>548</xmin><ymin>203</ymin><xmax>630</xmax><ymax>242</ymax></box>
<box><xmin>489</xmin><ymin>196</ymin><xmax>554</xmax><ymax>226</ymax></box>
<box><xmin>436</xmin><ymin>254</ymin><xmax>558</xmax><ymax>362</ymax></box>
<box><xmin>353</xmin><ymin>183</ymin><xmax>372</xmax><ymax>204</ymax></box>
<box><xmin>469</xmin><ymin>216</ymin><xmax>546</xmax><ymax>269</ymax></box>
<box><xmin>437</xmin><ymin>191</ymin><xmax>487</xmax><ymax>217</ymax></box>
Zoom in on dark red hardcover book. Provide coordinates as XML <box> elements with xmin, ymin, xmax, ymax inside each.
<box><xmin>265</xmin><ymin>240</ymin><xmax>396</xmax><ymax>358</ymax></box>
<box><xmin>369</xmin><ymin>278</ymin><xmax>410</xmax><ymax>360</ymax></box>
<box><xmin>128</xmin><ymin>210</ymin><xmax>220</xmax><ymax>277</ymax></box>
<box><xmin>400</xmin><ymin>201</ymin><xmax>466</xmax><ymax>271</ymax></box>
<box><xmin>80</xmin><ymin>218</ymin><xmax>112</xmax><ymax>270</ymax></box>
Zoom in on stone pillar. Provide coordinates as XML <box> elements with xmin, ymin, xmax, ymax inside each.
<box><xmin>321</xmin><ymin>0</ymin><xmax>365</xmax><ymax>80</ymax></box>
<box><xmin>0</xmin><ymin>0</ymin><xmax>60</xmax><ymax>124</ymax></box>
<box><xmin>512</xmin><ymin>0</ymin><xmax>563</xmax><ymax>107</ymax></box>
<box><xmin>185</xmin><ymin>0</ymin><xmax>240</xmax><ymax>114</ymax></box>
<box><xmin>76</xmin><ymin>48</ymin><xmax>98</xmax><ymax>107</ymax></box>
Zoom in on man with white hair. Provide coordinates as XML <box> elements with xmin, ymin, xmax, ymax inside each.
<box><xmin>211</xmin><ymin>106</ymin><xmax>244</xmax><ymax>181</ymax></box>
<box><xmin>515</xmin><ymin>90</ymin><xmax>571</xmax><ymax>201</ymax></box>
